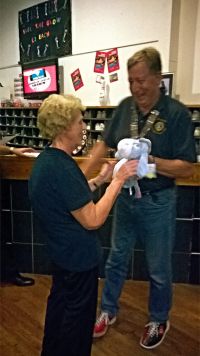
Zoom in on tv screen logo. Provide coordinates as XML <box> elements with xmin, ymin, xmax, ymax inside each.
<box><xmin>30</xmin><ymin>68</ymin><xmax>46</xmax><ymax>81</ymax></box>
<box><xmin>24</xmin><ymin>65</ymin><xmax>57</xmax><ymax>93</ymax></box>
<box><xmin>27</xmin><ymin>68</ymin><xmax>51</xmax><ymax>92</ymax></box>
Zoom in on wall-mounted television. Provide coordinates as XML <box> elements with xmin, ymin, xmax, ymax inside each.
<box><xmin>22</xmin><ymin>58</ymin><xmax>60</xmax><ymax>100</ymax></box>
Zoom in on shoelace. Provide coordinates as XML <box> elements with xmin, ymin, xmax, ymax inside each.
<box><xmin>146</xmin><ymin>322</ymin><xmax>160</xmax><ymax>337</ymax></box>
<box><xmin>96</xmin><ymin>312</ymin><xmax>109</xmax><ymax>326</ymax></box>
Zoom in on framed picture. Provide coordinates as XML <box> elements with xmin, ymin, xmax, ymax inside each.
<box><xmin>160</xmin><ymin>73</ymin><xmax>173</xmax><ymax>96</ymax></box>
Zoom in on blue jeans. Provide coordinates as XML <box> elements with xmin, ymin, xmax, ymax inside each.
<box><xmin>101</xmin><ymin>187</ymin><xmax>176</xmax><ymax>322</ymax></box>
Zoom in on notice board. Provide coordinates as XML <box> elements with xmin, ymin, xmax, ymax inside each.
<box><xmin>18</xmin><ymin>0</ymin><xmax>72</xmax><ymax>64</ymax></box>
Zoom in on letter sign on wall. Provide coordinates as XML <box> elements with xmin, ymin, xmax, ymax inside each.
<box><xmin>18</xmin><ymin>0</ymin><xmax>72</xmax><ymax>63</ymax></box>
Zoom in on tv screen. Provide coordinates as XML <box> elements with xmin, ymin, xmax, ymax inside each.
<box><xmin>22</xmin><ymin>58</ymin><xmax>60</xmax><ymax>99</ymax></box>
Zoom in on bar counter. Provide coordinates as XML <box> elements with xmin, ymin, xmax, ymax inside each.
<box><xmin>0</xmin><ymin>155</ymin><xmax>100</xmax><ymax>180</ymax></box>
<box><xmin>0</xmin><ymin>154</ymin><xmax>200</xmax><ymax>185</ymax></box>
<box><xmin>1</xmin><ymin>154</ymin><xmax>199</xmax><ymax>284</ymax></box>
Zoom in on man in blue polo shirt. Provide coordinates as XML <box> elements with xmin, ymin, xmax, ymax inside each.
<box><xmin>82</xmin><ymin>47</ymin><xmax>196</xmax><ymax>349</ymax></box>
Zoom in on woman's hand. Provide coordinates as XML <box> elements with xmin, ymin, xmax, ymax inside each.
<box><xmin>88</xmin><ymin>161</ymin><xmax>116</xmax><ymax>191</ymax></box>
<box><xmin>113</xmin><ymin>159</ymin><xmax>138</xmax><ymax>184</ymax></box>
<box><xmin>73</xmin><ymin>159</ymin><xmax>139</xmax><ymax>229</ymax></box>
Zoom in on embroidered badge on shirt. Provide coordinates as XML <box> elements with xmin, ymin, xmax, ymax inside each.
<box><xmin>152</xmin><ymin>119</ymin><xmax>166</xmax><ymax>134</ymax></box>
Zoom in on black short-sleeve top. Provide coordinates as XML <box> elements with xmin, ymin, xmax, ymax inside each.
<box><xmin>29</xmin><ymin>147</ymin><xmax>101</xmax><ymax>271</ymax></box>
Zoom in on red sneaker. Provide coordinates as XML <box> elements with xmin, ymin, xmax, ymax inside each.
<box><xmin>93</xmin><ymin>311</ymin><xmax>116</xmax><ymax>338</ymax></box>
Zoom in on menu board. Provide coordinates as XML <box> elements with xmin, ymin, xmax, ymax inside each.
<box><xmin>18</xmin><ymin>0</ymin><xmax>72</xmax><ymax>63</ymax></box>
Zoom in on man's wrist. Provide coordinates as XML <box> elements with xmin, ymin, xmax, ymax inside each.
<box><xmin>149</xmin><ymin>155</ymin><xmax>156</xmax><ymax>164</ymax></box>
<box><xmin>9</xmin><ymin>147</ymin><xmax>14</xmax><ymax>154</ymax></box>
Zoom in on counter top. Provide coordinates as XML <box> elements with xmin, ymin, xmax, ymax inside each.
<box><xmin>0</xmin><ymin>154</ymin><xmax>199</xmax><ymax>186</ymax></box>
<box><xmin>0</xmin><ymin>155</ymin><xmax>101</xmax><ymax>180</ymax></box>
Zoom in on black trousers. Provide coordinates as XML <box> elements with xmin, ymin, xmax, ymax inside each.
<box><xmin>41</xmin><ymin>266</ymin><xmax>99</xmax><ymax>356</ymax></box>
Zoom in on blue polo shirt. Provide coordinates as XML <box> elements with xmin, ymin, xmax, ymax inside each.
<box><xmin>103</xmin><ymin>94</ymin><xmax>196</xmax><ymax>192</ymax></box>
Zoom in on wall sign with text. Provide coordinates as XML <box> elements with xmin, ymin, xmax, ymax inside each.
<box><xmin>18</xmin><ymin>0</ymin><xmax>72</xmax><ymax>63</ymax></box>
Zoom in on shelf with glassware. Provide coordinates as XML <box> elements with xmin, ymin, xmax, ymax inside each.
<box><xmin>82</xmin><ymin>106</ymin><xmax>115</xmax><ymax>154</ymax></box>
<box><xmin>0</xmin><ymin>106</ymin><xmax>116</xmax><ymax>152</ymax></box>
<box><xmin>83</xmin><ymin>104</ymin><xmax>200</xmax><ymax>159</ymax></box>
<box><xmin>0</xmin><ymin>107</ymin><xmax>48</xmax><ymax>149</ymax></box>
<box><xmin>0</xmin><ymin>104</ymin><xmax>200</xmax><ymax>156</ymax></box>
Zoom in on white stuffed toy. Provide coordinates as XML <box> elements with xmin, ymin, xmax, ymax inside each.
<box><xmin>113</xmin><ymin>138</ymin><xmax>152</xmax><ymax>197</ymax></box>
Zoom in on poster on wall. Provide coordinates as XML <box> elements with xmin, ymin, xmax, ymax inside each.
<box><xmin>18</xmin><ymin>0</ymin><xmax>72</xmax><ymax>64</ymax></box>
<box><xmin>71</xmin><ymin>68</ymin><xmax>84</xmax><ymax>91</ymax></box>
<box><xmin>109</xmin><ymin>73</ymin><xmax>118</xmax><ymax>83</ymax></box>
<box><xmin>94</xmin><ymin>51</ymin><xmax>106</xmax><ymax>74</ymax></box>
<box><xmin>107</xmin><ymin>48</ymin><xmax>120</xmax><ymax>73</ymax></box>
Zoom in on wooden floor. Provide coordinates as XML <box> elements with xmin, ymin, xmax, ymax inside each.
<box><xmin>0</xmin><ymin>275</ymin><xmax>199</xmax><ymax>356</ymax></box>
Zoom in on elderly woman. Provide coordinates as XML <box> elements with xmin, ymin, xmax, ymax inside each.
<box><xmin>29</xmin><ymin>94</ymin><xmax>138</xmax><ymax>356</ymax></box>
